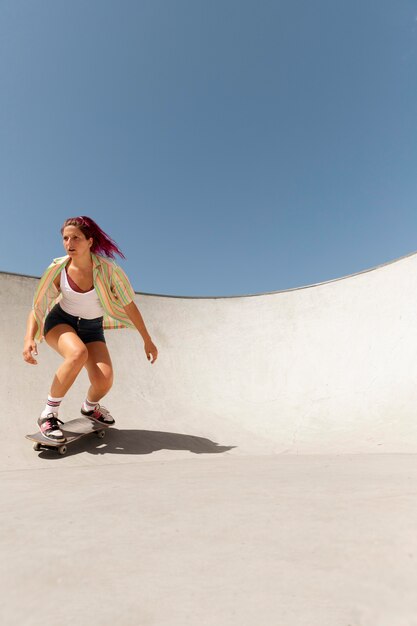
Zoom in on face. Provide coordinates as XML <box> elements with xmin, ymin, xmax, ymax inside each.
<box><xmin>62</xmin><ymin>225</ymin><xmax>93</xmax><ymax>257</ymax></box>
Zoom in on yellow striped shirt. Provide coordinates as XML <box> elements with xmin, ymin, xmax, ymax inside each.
<box><xmin>32</xmin><ymin>253</ymin><xmax>136</xmax><ymax>341</ymax></box>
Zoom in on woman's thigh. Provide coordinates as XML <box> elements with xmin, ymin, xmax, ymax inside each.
<box><xmin>84</xmin><ymin>341</ymin><xmax>114</xmax><ymax>387</ymax></box>
<box><xmin>45</xmin><ymin>324</ymin><xmax>88</xmax><ymax>361</ymax></box>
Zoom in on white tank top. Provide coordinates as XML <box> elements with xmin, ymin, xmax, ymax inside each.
<box><xmin>59</xmin><ymin>270</ymin><xmax>104</xmax><ymax>319</ymax></box>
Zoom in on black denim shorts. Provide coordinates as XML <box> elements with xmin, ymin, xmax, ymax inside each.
<box><xmin>44</xmin><ymin>303</ymin><xmax>105</xmax><ymax>344</ymax></box>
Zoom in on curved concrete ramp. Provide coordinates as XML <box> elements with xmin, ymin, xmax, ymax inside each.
<box><xmin>2</xmin><ymin>254</ymin><xmax>417</xmax><ymax>625</ymax></box>
<box><xmin>3</xmin><ymin>250</ymin><xmax>417</xmax><ymax>469</ymax></box>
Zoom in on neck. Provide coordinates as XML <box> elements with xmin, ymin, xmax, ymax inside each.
<box><xmin>67</xmin><ymin>252</ymin><xmax>93</xmax><ymax>271</ymax></box>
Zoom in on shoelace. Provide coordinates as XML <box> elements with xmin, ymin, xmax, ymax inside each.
<box><xmin>94</xmin><ymin>405</ymin><xmax>110</xmax><ymax>417</ymax></box>
<box><xmin>42</xmin><ymin>417</ymin><xmax>63</xmax><ymax>431</ymax></box>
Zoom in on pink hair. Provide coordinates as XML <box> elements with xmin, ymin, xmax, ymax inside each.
<box><xmin>61</xmin><ymin>216</ymin><xmax>125</xmax><ymax>259</ymax></box>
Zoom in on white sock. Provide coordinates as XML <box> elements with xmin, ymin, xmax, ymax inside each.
<box><xmin>41</xmin><ymin>395</ymin><xmax>64</xmax><ymax>418</ymax></box>
<box><xmin>82</xmin><ymin>398</ymin><xmax>98</xmax><ymax>413</ymax></box>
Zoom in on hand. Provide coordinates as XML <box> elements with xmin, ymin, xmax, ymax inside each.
<box><xmin>144</xmin><ymin>338</ymin><xmax>158</xmax><ymax>364</ymax></box>
<box><xmin>23</xmin><ymin>338</ymin><xmax>38</xmax><ymax>365</ymax></box>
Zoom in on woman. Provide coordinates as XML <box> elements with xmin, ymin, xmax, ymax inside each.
<box><xmin>22</xmin><ymin>216</ymin><xmax>158</xmax><ymax>443</ymax></box>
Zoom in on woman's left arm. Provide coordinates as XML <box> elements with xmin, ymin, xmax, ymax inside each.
<box><xmin>123</xmin><ymin>301</ymin><xmax>158</xmax><ymax>364</ymax></box>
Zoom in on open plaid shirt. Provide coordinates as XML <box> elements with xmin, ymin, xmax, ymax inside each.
<box><xmin>32</xmin><ymin>253</ymin><xmax>136</xmax><ymax>341</ymax></box>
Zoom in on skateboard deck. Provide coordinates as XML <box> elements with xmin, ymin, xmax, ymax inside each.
<box><xmin>26</xmin><ymin>417</ymin><xmax>110</xmax><ymax>455</ymax></box>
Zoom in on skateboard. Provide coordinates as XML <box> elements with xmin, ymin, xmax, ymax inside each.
<box><xmin>26</xmin><ymin>417</ymin><xmax>110</xmax><ymax>455</ymax></box>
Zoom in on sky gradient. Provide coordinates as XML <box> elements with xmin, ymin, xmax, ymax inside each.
<box><xmin>1</xmin><ymin>0</ymin><xmax>417</xmax><ymax>296</ymax></box>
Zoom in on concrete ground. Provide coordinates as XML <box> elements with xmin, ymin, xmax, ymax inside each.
<box><xmin>2</xmin><ymin>454</ymin><xmax>417</xmax><ymax>626</ymax></box>
<box><xmin>2</xmin><ymin>253</ymin><xmax>417</xmax><ymax>625</ymax></box>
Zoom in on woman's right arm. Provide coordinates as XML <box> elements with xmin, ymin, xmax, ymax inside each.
<box><xmin>22</xmin><ymin>311</ymin><xmax>39</xmax><ymax>365</ymax></box>
<box><xmin>23</xmin><ymin>267</ymin><xmax>61</xmax><ymax>364</ymax></box>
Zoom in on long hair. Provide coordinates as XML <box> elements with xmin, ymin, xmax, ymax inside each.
<box><xmin>61</xmin><ymin>216</ymin><xmax>125</xmax><ymax>259</ymax></box>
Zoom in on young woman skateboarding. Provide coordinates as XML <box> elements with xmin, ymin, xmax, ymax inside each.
<box><xmin>22</xmin><ymin>216</ymin><xmax>158</xmax><ymax>443</ymax></box>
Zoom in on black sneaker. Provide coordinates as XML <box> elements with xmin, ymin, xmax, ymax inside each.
<box><xmin>81</xmin><ymin>404</ymin><xmax>115</xmax><ymax>425</ymax></box>
<box><xmin>37</xmin><ymin>413</ymin><xmax>66</xmax><ymax>442</ymax></box>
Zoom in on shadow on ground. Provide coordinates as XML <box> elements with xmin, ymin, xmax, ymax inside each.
<box><xmin>37</xmin><ymin>428</ymin><xmax>236</xmax><ymax>459</ymax></box>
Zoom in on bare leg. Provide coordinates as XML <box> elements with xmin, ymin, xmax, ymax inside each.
<box><xmin>83</xmin><ymin>341</ymin><xmax>114</xmax><ymax>403</ymax></box>
<box><xmin>45</xmin><ymin>325</ymin><xmax>89</xmax><ymax>397</ymax></box>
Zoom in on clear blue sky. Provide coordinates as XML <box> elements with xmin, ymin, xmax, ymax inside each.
<box><xmin>1</xmin><ymin>0</ymin><xmax>417</xmax><ymax>296</ymax></box>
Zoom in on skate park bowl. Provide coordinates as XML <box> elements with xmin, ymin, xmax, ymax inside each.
<box><xmin>2</xmin><ymin>251</ymin><xmax>417</xmax><ymax>625</ymax></box>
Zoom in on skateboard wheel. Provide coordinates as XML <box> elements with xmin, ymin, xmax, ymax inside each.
<box><xmin>33</xmin><ymin>443</ymin><xmax>42</xmax><ymax>452</ymax></box>
<box><xmin>58</xmin><ymin>445</ymin><xmax>68</xmax><ymax>455</ymax></box>
<box><xmin>96</xmin><ymin>430</ymin><xmax>106</xmax><ymax>439</ymax></box>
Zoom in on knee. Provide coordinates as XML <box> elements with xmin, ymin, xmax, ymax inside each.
<box><xmin>67</xmin><ymin>346</ymin><xmax>89</xmax><ymax>367</ymax></box>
